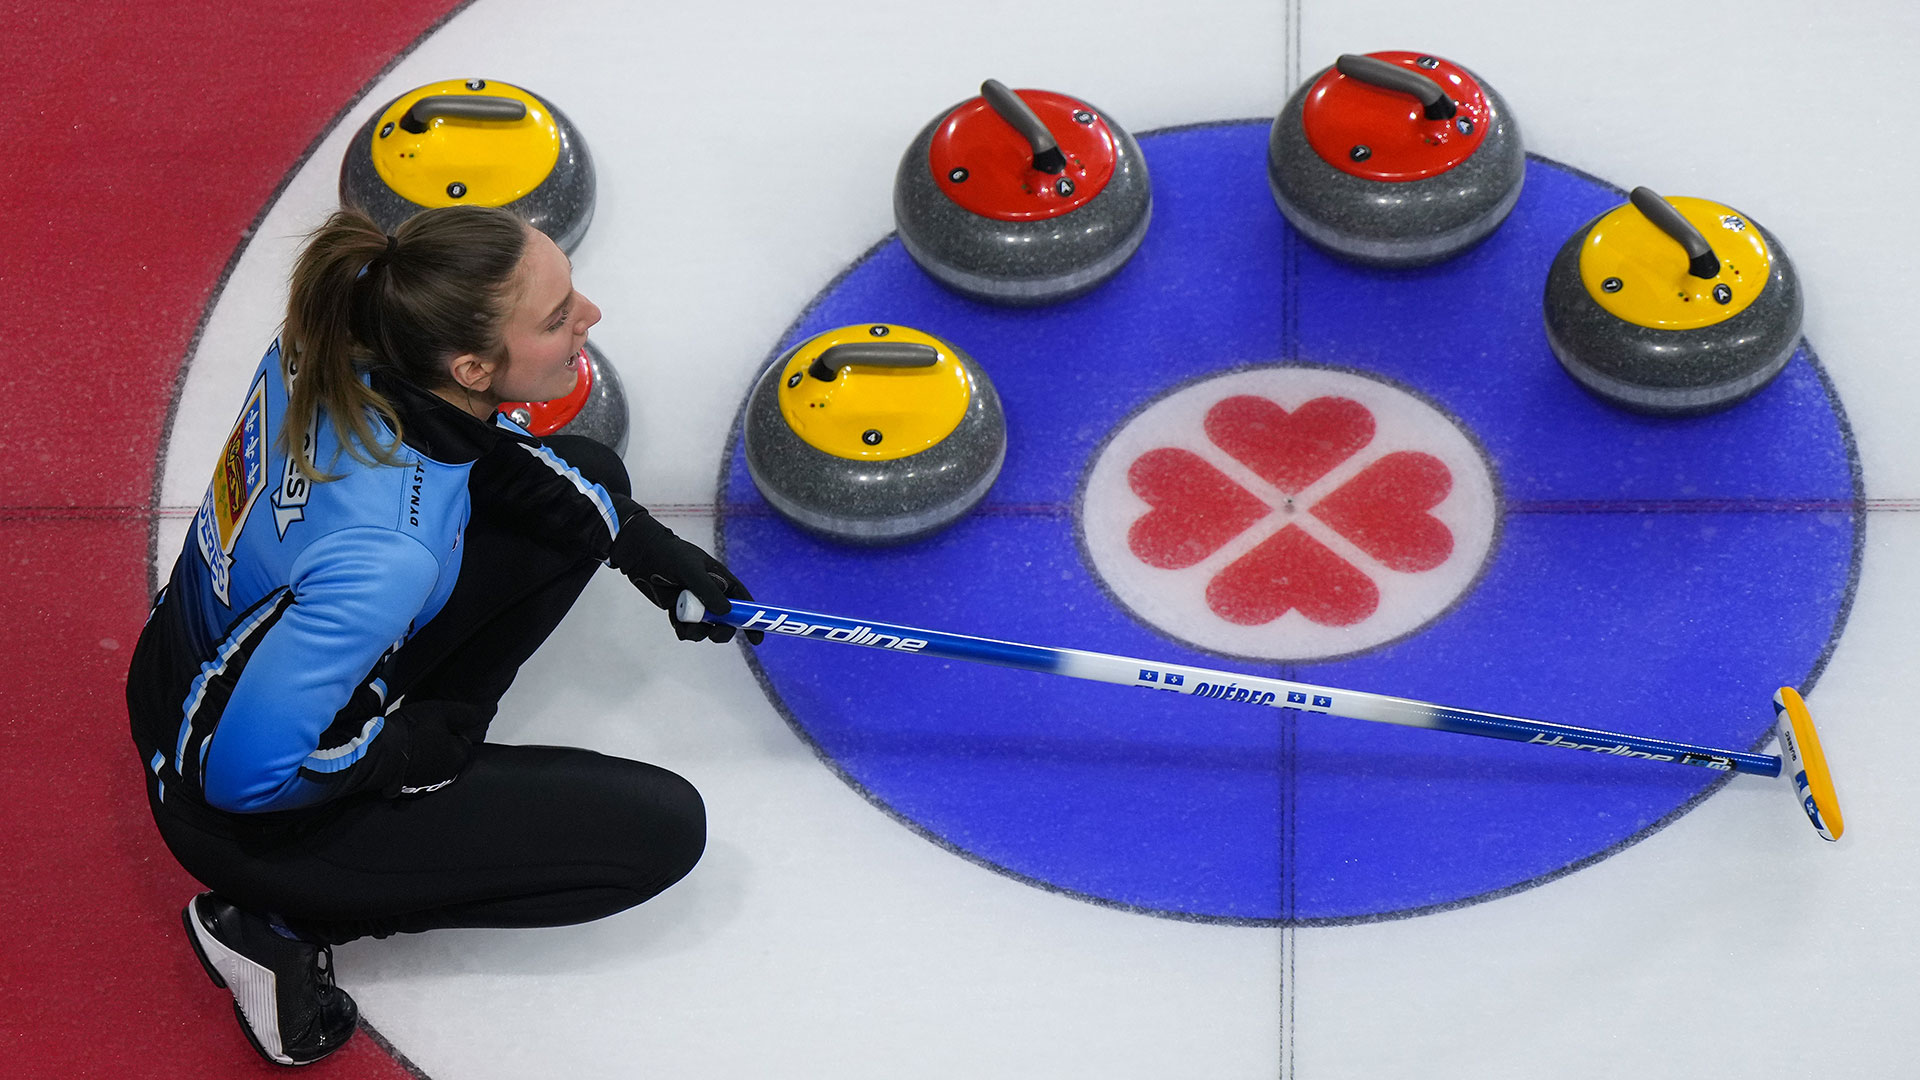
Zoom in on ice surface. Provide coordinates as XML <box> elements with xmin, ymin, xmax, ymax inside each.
<box><xmin>159</xmin><ymin>1</ymin><xmax>1920</xmax><ymax>1075</ymax></box>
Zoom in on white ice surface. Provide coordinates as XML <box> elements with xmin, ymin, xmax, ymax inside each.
<box><xmin>157</xmin><ymin>1</ymin><xmax>1920</xmax><ymax>1076</ymax></box>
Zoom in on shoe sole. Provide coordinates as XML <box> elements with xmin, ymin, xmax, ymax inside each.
<box><xmin>181</xmin><ymin>899</ymin><xmax>300</xmax><ymax>1066</ymax></box>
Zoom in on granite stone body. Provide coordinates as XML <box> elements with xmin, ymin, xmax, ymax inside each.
<box><xmin>340</xmin><ymin>90</ymin><xmax>596</xmax><ymax>254</ymax></box>
<box><xmin>1267</xmin><ymin>66</ymin><xmax>1524</xmax><ymax>266</ymax></box>
<box><xmin>893</xmin><ymin>101</ymin><xmax>1152</xmax><ymax>306</ymax></box>
<box><xmin>745</xmin><ymin>341</ymin><xmax>1007</xmax><ymax>544</ymax></box>
<box><xmin>1543</xmin><ymin>217</ymin><xmax>1803</xmax><ymax>415</ymax></box>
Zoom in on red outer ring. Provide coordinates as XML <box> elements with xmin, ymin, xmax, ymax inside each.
<box><xmin>1301</xmin><ymin>51</ymin><xmax>1489</xmax><ymax>181</ymax></box>
<box><xmin>928</xmin><ymin>89</ymin><xmax>1118</xmax><ymax>221</ymax></box>
<box><xmin>498</xmin><ymin>346</ymin><xmax>591</xmax><ymax>434</ymax></box>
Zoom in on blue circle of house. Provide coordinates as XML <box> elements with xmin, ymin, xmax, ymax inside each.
<box><xmin>716</xmin><ymin>121</ymin><xmax>1861</xmax><ymax>924</ymax></box>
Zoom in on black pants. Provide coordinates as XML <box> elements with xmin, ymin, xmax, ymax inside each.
<box><xmin>144</xmin><ymin>436</ymin><xmax>705</xmax><ymax>945</ymax></box>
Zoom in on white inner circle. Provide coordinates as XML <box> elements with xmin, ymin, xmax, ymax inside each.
<box><xmin>1080</xmin><ymin>367</ymin><xmax>1498</xmax><ymax>660</ymax></box>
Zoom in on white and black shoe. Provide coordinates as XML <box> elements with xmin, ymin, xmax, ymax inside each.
<box><xmin>181</xmin><ymin>893</ymin><xmax>359</xmax><ymax>1066</ymax></box>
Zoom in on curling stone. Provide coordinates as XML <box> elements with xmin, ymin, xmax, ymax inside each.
<box><xmin>497</xmin><ymin>340</ymin><xmax>629</xmax><ymax>454</ymax></box>
<box><xmin>1268</xmin><ymin>52</ymin><xmax>1524</xmax><ymax>266</ymax></box>
<box><xmin>894</xmin><ymin>79</ymin><xmax>1152</xmax><ymax>305</ymax></box>
<box><xmin>744</xmin><ymin>324</ymin><xmax>1006</xmax><ymax>544</ymax></box>
<box><xmin>1543</xmin><ymin>186</ymin><xmax>1802</xmax><ymax>416</ymax></box>
<box><xmin>340</xmin><ymin>77</ymin><xmax>596</xmax><ymax>253</ymax></box>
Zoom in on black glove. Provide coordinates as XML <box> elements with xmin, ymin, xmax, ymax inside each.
<box><xmin>608</xmin><ymin>512</ymin><xmax>762</xmax><ymax>644</ymax></box>
<box><xmin>385</xmin><ymin>702</ymin><xmax>475</xmax><ymax>797</ymax></box>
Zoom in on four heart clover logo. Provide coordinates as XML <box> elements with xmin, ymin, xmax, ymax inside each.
<box><xmin>1079</xmin><ymin>369</ymin><xmax>1498</xmax><ymax>661</ymax></box>
<box><xmin>1126</xmin><ymin>394</ymin><xmax>1454</xmax><ymax>627</ymax></box>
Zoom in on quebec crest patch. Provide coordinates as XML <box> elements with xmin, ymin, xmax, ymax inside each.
<box><xmin>194</xmin><ymin>373</ymin><xmax>270</xmax><ymax>606</ymax></box>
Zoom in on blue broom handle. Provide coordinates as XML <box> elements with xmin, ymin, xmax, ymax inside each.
<box><xmin>683</xmin><ymin>594</ymin><xmax>1782</xmax><ymax>778</ymax></box>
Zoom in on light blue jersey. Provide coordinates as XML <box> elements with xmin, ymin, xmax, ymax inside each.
<box><xmin>142</xmin><ymin>339</ymin><xmax>628</xmax><ymax>813</ymax></box>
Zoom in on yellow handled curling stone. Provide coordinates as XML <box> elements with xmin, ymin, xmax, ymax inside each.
<box><xmin>1543</xmin><ymin>186</ymin><xmax>1802</xmax><ymax>415</ymax></box>
<box><xmin>744</xmin><ymin>324</ymin><xmax>1006</xmax><ymax>544</ymax></box>
<box><xmin>339</xmin><ymin>77</ymin><xmax>596</xmax><ymax>253</ymax></box>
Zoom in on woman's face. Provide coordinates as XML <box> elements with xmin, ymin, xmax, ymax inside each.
<box><xmin>489</xmin><ymin>227</ymin><xmax>602</xmax><ymax>405</ymax></box>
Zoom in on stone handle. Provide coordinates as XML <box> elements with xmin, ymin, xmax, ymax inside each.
<box><xmin>807</xmin><ymin>343</ymin><xmax>940</xmax><ymax>382</ymax></box>
<box><xmin>980</xmin><ymin>79</ymin><xmax>1067</xmax><ymax>175</ymax></box>
<box><xmin>1334</xmin><ymin>54</ymin><xmax>1457</xmax><ymax>121</ymax></box>
<box><xmin>400</xmin><ymin>94</ymin><xmax>528</xmax><ymax>134</ymax></box>
<box><xmin>1630</xmin><ymin>187</ymin><xmax>1722</xmax><ymax>279</ymax></box>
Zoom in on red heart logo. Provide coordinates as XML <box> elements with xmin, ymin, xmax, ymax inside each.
<box><xmin>1206</xmin><ymin>524</ymin><xmax>1379</xmax><ymax>626</ymax></box>
<box><xmin>1204</xmin><ymin>395</ymin><xmax>1374</xmax><ymax>494</ymax></box>
<box><xmin>1310</xmin><ymin>452</ymin><xmax>1454</xmax><ymax>572</ymax></box>
<box><xmin>1126</xmin><ymin>448</ymin><xmax>1271</xmax><ymax>569</ymax></box>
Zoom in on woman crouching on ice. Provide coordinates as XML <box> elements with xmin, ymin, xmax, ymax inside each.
<box><xmin>126</xmin><ymin>205</ymin><xmax>757</xmax><ymax>1066</ymax></box>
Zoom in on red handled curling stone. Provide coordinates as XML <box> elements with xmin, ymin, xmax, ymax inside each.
<box><xmin>340</xmin><ymin>77</ymin><xmax>596</xmax><ymax>253</ymax></box>
<box><xmin>1268</xmin><ymin>52</ymin><xmax>1524</xmax><ymax>266</ymax></box>
<box><xmin>894</xmin><ymin>79</ymin><xmax>1152</xmax><ymax>305</ymax></box>
<box><xmin>497</xmin><ymin>341</ymin><xmax>629</xmax><ymax>454</ymax></box>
